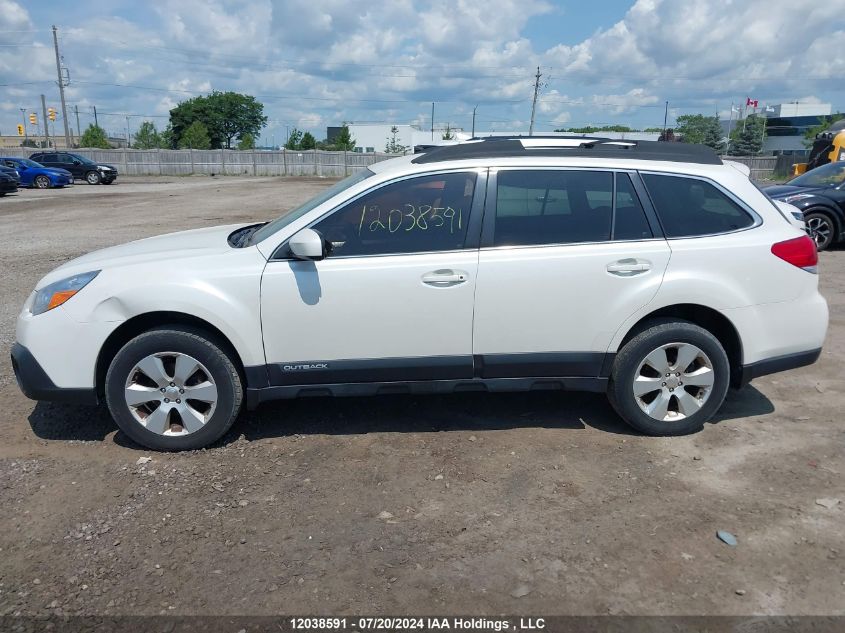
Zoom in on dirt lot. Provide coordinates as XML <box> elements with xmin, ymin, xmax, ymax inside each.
<box><xmin>0</xmin><ymin>176</ymin><xmax>843</xmax><ymax>617</ymax></box>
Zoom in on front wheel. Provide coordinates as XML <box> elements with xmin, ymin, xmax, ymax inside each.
<box><xmin>105</xmin><ymin>327</ymin><xmax>243</xmax><ymax>451</ymax></box>
<box><xmin>34</xmin><ymin>175</ymin><xmax>51</xmax><ymax>189</ymax></box>
<box><xmin>85</xmin><ymin>170</ymin><xmax>101</xmax><ymax>185</ymax></box>
<box><xmin>608</xmin><ymin>320</ymin><xmax>730</xmax><ymax>436</ymax></box>
<box><xmin>804</xmin><ymin>211</ymin><xmax>835</xmax><ymax>251</ymax></box>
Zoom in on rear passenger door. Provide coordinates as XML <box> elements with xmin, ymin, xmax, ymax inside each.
<box><xmin>472</xmin><ymin>169</ymin><xmax>671</xmax><ymax>379</ymax></box>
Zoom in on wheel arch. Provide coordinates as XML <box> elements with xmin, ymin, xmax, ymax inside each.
<box><xmin>802</xmin><ymin>205</ymin><xmax>844</xmax><ymax>241</ymax></box>
<box><xmin>613</xmin><ymin>304</ymin><xmax>744</xmax><ymax>388</ymax></box>
<box><xmin>95</xmin><ymin>311</ymin><xmax>248</xmax><ymax>397</ymax></box>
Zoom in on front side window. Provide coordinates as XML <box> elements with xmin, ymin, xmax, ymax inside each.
<box><xmin>642</xmin><ymin>174</ymin><xmax>755</xmax><ymax>238</ymax></box>
<box><xmin>311</xmin><ymin>172</ymin><xmax>477</xmax><ymax>257</ymax></box>
<box><xmin>493</xmin><ymin>170</ymin><xmax>613</xmax><ymax>246</ymax></box>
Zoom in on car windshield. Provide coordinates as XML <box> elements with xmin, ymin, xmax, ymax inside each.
<box><xmin>787</xmin><ymin>162</ymin><xmax>845</xmax><ymax>188</ymax></box>
<box><xmin>247</xmin><ymin>168</ymin><xmax>375</xmax><ymax>245</ymax></box>
<box><xmin>16</xmin><ymin>159</ymin><xmax>44</xmax><ymax>168</ymax></box>
<box><xmin>69</xmin><ymin>154</ymin><xmax>96</xmax><ymax>165</ymax></box>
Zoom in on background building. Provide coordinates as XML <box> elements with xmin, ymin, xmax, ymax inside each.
<box><xmin>722</xmin><ymin>102</ymin><xmax>837</xmax><ymax>156</ymax></box>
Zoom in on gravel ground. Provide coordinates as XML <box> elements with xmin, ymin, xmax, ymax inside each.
<box><xmin>0</xmin><ymin>176</ymin><xmax>843</xmax><ymax>616</ymax></box>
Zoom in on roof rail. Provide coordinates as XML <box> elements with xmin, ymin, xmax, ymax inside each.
<box><xmin>411</xmin><ymin>136</ymin><xmax>722</xmax><ymax>165</ymax></box>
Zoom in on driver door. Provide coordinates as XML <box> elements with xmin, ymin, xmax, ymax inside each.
<box><xmin>259</xmin><ymin>170</ymin><xmax>484</xmax><ymax>386</ymax></box>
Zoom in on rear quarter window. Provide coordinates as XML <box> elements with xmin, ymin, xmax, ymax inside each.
<box><xmin>642</xmin><ymin>173</ymin><xmax>755</xmax><ymax>238</ymax></box>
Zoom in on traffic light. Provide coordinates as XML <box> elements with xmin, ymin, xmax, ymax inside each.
<box><xmin>29</xmin><ymin>113</ymin><xmax>37</xmax><ymax>125</ymax></box>
<box><xmin>48</xmin><ymin>107</ymin><xmax>56</xmax><ymax>121</ymax></box>
<box><xmin>17</xmin><ymin>124</ymin><xmax>24</xmax><ymax>136</ymax></box>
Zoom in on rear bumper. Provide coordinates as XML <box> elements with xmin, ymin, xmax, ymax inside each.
<box><xmin>738</xmin><ymin>347</ymin><xmax>822</xmax><ymax>387</ymax></box>
<box><xmin>10</xmin><ymin>342</ymin><xmax>98</xmax><ymax>405</ymax></box>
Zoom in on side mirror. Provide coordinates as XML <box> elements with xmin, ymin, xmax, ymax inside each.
<box><xmin>289</xmin><ymin>228</ymin><xmax>329</xmax><ymax>261</ymax></box>
<box><xmin>72</xmin><ymin>159</ymin><xmax>82</xmax><ymax>165</ymax></box>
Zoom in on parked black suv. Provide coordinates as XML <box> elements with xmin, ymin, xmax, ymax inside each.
<box><xmin>29</xmin><ymin>152</ymin><xmax>118</xmax><ymax>185</ymax></box>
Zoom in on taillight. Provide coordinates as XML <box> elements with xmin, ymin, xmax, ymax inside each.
<box><xmin>771</xmin><ymin>235</ymin><xmax>818</xmax><ymax>273</ymax></box>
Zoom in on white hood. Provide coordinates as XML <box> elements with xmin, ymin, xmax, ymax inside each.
<box><xmin>39</xmin><ymin>224</ymin><xmax>252</xmax><ymax>287</ymax></box>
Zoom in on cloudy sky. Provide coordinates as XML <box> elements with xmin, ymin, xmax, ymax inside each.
<box><xmin>1</xmin><ymin>0</ymin><xmax>844</xmax><ymax>145</ymax></box>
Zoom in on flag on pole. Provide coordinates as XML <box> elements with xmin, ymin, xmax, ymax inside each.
<box><xmin>746</xmin><ymin>97</ymin><xmax>759</xmax><ymax>107</ymax></box>
<box><xmin>765</xmin><ymin>105</ymin><xmax>775</xmax><ymax>113</ymax></box>
<box><xmin>731</xmin><ymin>105</ymin><xmax>740</xmax><ymax>113</ymax></box>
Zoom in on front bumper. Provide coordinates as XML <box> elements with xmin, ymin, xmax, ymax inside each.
<box><xmin>10</xmin><ymin>343</ymin><xmax>98</xmax><ymax>405</ymax></box>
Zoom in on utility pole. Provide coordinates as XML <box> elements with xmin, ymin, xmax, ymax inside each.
<box><xmin>40</xmin><ymin>95</ymin><xmax>50</xmax><ymax>148</ymax></box>
<box><xmin>726</xmin><ymin>103</ymin><xmax>735</xmax><ymax>154</ymax></box>
<box><xmin>472</xmin><ymin>105</ymin><xmax>477</xmax><ymax>138</ymax></box>
<box><xmin>20</xmin><ymin>108</ymin><xmax>28</xmax><ymax>144</ymax></box>
<box><xmin>126</xmin><ymin>116</ymin><xmax>131</xmax><ymax>148</ymax></box>
<box><xmin>431</xmin><ymin>102</ymin><xmax>435</xmax><ymax>141</ymax></box>
<box><xmin>52</xmin><ymin>25</ymin><xmax>71</xmax><ymax>148</ymax></box>
<box><xmin>662</xmin><ymin>101</ymin><xmax>669</xmax><ymax>139</ymax></box>
<box><xmin>93</xmin><ymin>105</ymin><xmax>98</xmax><ymax>128</ymax></box>
<box><xmin>74</xmin><ymin>104</ymin><xmax>80</xmax><ymax>139</ymax></box>
<box><xmin>529</xmin><ymin>66</ymin><xmax>541</xmax><ymax>136</ymax></box>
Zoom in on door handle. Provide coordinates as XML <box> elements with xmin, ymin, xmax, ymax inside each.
<box><xmin>421</xmin><ymin>269</ymin><xmax>469</xmax><ymax>286</ymax></box>
<box><xmin>606</xmin><ymin>258</ymin><xmax>652</xmax><ymax>276</ymax></box>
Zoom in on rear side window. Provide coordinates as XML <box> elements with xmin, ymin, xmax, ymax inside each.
<box><xmin>642</xmin><ymin>174</ymin><xmax>755</xmax><ymax>237</ymax></box>
<box><xmin>494</xmin><ymin>170</ymin><xmax>613</xmax><ymax>246</ymax></box>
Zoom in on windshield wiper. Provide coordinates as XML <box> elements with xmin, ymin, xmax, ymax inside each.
<box><xmin>230</xmin><ymin>223</ymin><xmax>267</xmax><ymax>248</ymax></box>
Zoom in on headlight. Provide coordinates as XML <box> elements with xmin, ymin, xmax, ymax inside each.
<box><xmin>781</xmin><ymin>193</ymin><xmax>814</xmax><ymax>204</ymax></box>
<box><xmin>97</xmin><ymin>165</ymin><xmax>111</xmax><ymax>171</ymax></box>
<box><xmin>31</xmin><ymin>271</ymin><xmax>99</xmax><ymax>316</ymax></box>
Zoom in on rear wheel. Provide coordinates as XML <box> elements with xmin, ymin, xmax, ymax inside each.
<box><xmin>85</xmin><ymin>170</ymin><xmax>101</xmax><ymax>185</ymax></box>
<box><xmin>34</xmin><ymin>175</ymin><xmax>51</xmax><ymax>189</ymax></box>
<box><xmin>105</xmin><ymin>327</ymin><xmax>243</xmax><ymax>450</ymax></box>
<box><xmin>804</xmin><ymin>211</ymin><xmax>835</xmax><ymax>251</ymax></box>
<box><xmin>608</xmin><ymin>320</ymin><xmax>730</xmax><ymax>436</ymax></box>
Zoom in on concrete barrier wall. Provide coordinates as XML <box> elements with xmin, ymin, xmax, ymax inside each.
<box><xmin>6</xmin><ymin>148</ymin><xmax>400</xmax><ymax>178</ymax></box>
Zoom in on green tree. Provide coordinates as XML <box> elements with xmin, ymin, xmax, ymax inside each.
<box><xmin>385</xmin><ymin>126</ymin><xmax>406</xmax><ymax>153</ymax></box>
<box><xmin>79</xmin><ymin>124</ymin><xmax>111</xmax><ymax>149</ymax></box>
<box><xmin>675</xmin><ymin>114</ymin><xmax>724</xmax><ymax>152</ymax></box>
<box><xmin>285</xmin><ymin>128</ymin><xmax>303</xmax><ymax>150</ymax></box>
<box><xmin>442</xmin><ymin>124</ymin><xmax>455</xmax><ymax>140</ymax></box>
<box><xmin>237</xmin><ymin>132</ymin><xmax>255</xmax><ymax>150</ymax></box>
<box><xmin>300</xmin><ymin>131</ymin><xmax>317</xmax><ymax>150</ymax></box>
<box><xmin>728</xmin><ymin>114</ymin><xmax>766</xmax><ymax>155</ymax></box>
<box><xmin>803</xmin><ymin>114</ymin><xmax>845</xmax><ymax>148</ymax></box>
<box><xmin>169</xmin><ymin>91</ymin><xmax>267</xmax><ymax>149</ymax></box>
<box><xmin>178</xmin><ymin>120</ymin><xmax>211</xmax><ymax>149</ymax></box>
<box><xmin>159</xmin><ymin>124</ymin><xmax>176</xmax><ymax>149</ymax></box>
<box><xmin>133</xmin><ymin>121</ymin><xmax>160</xmax><ymax>149</ymax></box>
<box><xmin>333</xmin><ymin>124</ymin><xmax>356</xmax><ymax>151</ymax></box>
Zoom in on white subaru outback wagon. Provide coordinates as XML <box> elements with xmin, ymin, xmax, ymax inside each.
<box><xmin>12</xmin><ymin>138</ymin><xmax>828</xmax><ymax>450</ymax></box>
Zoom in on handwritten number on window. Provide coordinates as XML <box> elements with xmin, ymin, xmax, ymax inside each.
<box><xmin>357</xmin><ymin>204</ymin><xmax>462</xmax><ymax>236</ymax></box>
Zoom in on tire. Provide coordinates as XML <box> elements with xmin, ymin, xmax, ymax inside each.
<box><xmin>105</xmin><ymin>327</ymin><xmax>243</xmax><ymax>451</ymax></box>
<box><xmin>85</xmin><ymin>170</ymin><xmax>101</xmax><ymax>185</ymax></box>
<box><xmin>804</xmin><ymin>211</ymin><xmax>836</xmax><ymax>251</ymax></box>
<box><xmin>34</xmin><ymin>175</ymin><xmax>51</xmax><ymax>189</ymax></box>
<box><xmin>607</xmin><ymin>319</ymin><xmax>730</xmax><ymax>436</ymax></box>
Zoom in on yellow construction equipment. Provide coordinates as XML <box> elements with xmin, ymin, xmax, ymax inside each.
<box><xmin>793</xmin><ymin>119</ymin><xmax>845</xmax><ymax>176</ymax></box>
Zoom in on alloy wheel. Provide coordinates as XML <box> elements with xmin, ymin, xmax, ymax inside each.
<box><xmin>633</xmin><ymin>342</ymin><xmax>715</xmax><ymax>422</ymax></box>
<box><xmin>806</xmin><ymin>216</ymin><xmax>832</xmax><ymax>249</ymax></box>
<box><xmin>123</xmin><ymin>352</ymin><xmax>218</xmax><ymax>436</ymax></box>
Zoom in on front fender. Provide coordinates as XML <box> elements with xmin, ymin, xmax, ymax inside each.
<box><xmin>61</xmin><ymin>248</ymin><xmax>268</xmax><ymax>367</ymax></box>
<box><xmin>793</xmin><ymin>198</ymin><xmax>844</xmax><ymax>234</ymax></box>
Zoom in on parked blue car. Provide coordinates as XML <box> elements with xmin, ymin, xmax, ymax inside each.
<box><xmin>0</xmin><ymin>157</ymin><xmax>72</xmax><ymax>189</ymax></box>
